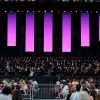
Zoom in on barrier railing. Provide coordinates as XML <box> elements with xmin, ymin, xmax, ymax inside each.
<box><xmin>23</xmin><ymin>84</ymin><xmax>61</xmax><ymax>100</ymax></box>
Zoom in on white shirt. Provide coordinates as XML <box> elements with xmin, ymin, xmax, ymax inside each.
<box><xmin>79</xmin><ymin>91</ymin><xmax>89</xmax><ymax>100</ymax></box>
<box><xmin>61</xmin><ymin>85</ymin><xmax>69</xmax><ymax>98</ymax></box>
<box><xmin>70</xmin><ymin>91</ymin><xmax>80</xmax><ymax>100</ymax></box>
<box><xmin>33</xmin><ymin>81</ymin><xmax>38</xmax><ymax>86</ymax></box>
<box><xmin>95</xmin><ymin>89</ymin><xmax>100</xmax><ymax>94</ymax></box>
<box><xmin>0</xmin><ymin>94</ymin><xmax>12</xmax><ymax>100</ymax></box>
<box><xmin>29</xmin><ymin>71</ymin><xmax>34</xmax><ymax>76</ymax></box>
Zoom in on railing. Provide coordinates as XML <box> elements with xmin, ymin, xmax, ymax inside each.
<box><xmin>23</xmin><ymin>84</ymin><xmax>60</xmax><ymax>100</ymax></box>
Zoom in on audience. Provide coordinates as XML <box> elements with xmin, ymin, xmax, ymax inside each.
<box><xmin>54</xmin><ymin>78</ymin><xmax>100</xmax><ymax>100</ymax></box>
<box><xmin>0</xmin><ymin>78</ymin><xmax>99</xmax><ymax>99</ymax></box>
<box><xmin>0</xmin><ymin>57</ymin><xmax>100</xmax><ymax>77</ymax></box>
<box><xmin>0</xmin><ymin>57</ymin><xmax>99</xmax><ymax>99</ymax></box>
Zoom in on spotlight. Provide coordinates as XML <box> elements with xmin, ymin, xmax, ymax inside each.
<box><xmin>96</xmin><ymin>11</ymin><xmax>98</xmax><ymax>13</ymax></box>
<box><xmin>85</xmin><ymin>0</ymin><xmax>93</xmax><ymax>2</ymax></box>
<box><xmin>62</xmin><ymin>0</ymin><xmax>69</xmax><ymax>2</ymax></box>
<box><xmin>86</xmin><ymin>11</ymin><xmax>88</xmax><ymax>13</ymax></box>
<box><xmin>73</xmin><ymin>0</ymin><xmax>80</xmax><ymax>2</ymax></box>
<box><xmin>20</xmin><ymin>0</ymin><xmax>24</xmax><ymax>1</ymax></box>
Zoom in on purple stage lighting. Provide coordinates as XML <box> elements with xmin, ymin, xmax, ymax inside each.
<box><xmin>99</xmin><ymin>13</ymin><xmax>100</xmax><ymax>41</ymax></box>
<box><xmin>25</xmin><ymin>12</ymin><xmax>35</xmax><ymax>52</ymax></box>
<box><xmin>62</xmin><ymin>12</ymin><xmax>71</xmax><ymax>52</ymax></box>
<box><xmin>44</xmin><ymin>12</ymin><xmax>53</xmax><ymax>52</ymax></box>
<box><xmin>7</xmin><ymin>12</ymin><xmax>16</xmax><ymax>46</ymax></box>
<box><xmin>81</xmin><ymin>13</ymin><xmax>90</xmax><ymax>47</ymax></box>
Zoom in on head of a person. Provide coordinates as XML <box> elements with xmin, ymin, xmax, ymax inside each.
<box><xmin>89</xmin><ymin>78</ymin><xmax>94</xmax><ymax>83</ymax></box>
<box><xmin>76</xmin><ymin>84</ymin><xmax>81</xmax><ymax>92</ymax></box>
<box><xmin>2</xmin><ymin>86</ymin><xmax>12</xmax><ymax>95</ymax></box>
<box><xmin>95</xmin><ymin>83</ymin><xmax>99</xmax><ymax>89</ymax></box>
<box><xmin>90</xmin><ymin>82</ymin><xmax>96</xmax><ymax>90</ymax></box>
<box><xmin>12</xmin><ymin>90</ymin><xmax>23</xmax><ymax>100</ymax></box>
<box><xmin>82</xmin><ymin>84</ymin><xmax>90</xmax><ymax>93</ymax></box>
<box><xmin>71</xmin><ymin>86</ymin><xmax>76</xmax><ymax>93</ymax></box>
<box><xmin>19</xmin><ymin>79</ymin><xmax>26</xmax><ymax>87</ymax></box>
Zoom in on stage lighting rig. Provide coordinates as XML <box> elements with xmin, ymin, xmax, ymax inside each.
<box><xmin>62</xmin><ymin>0</ymin><xmax>94</xmax><ymax>2</ymax></box>
<box><xmin>84</xmin><ymin>0</ymin><xmax>94</xmax><ymax>2</ymax></box>
<box><xmin>3</xmin><ymin>0</ymin><xmax>36</xmax><ymax>1</ymax></box>
<box><xmin>62</xmin><ymin>0</ymin><xmax>70</xmax><ymax>1</ymax></box>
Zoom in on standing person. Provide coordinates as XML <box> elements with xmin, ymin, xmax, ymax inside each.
<box><xmin>0</xmin><ymin>87</ymin><xmax>12</xmax><ymax>100</ymax></box>
<box><xmin>79</xmin><ymin>84</ymin><xmax>93</xmax><ymax>100</ymax></box>
<box><xmin>96</xmin><ymin>92</ymin><xmax>100</xmax><ymax>100</ymax></box>
<box><xmin>12</xmin><ymin>90</ymin><xmax>23</xmax><ymax>100</ymax></box>
<box><xmin>66</xmin><ymin>85</ymin><xmax>76</xmax><ymax>100</ymax></box>
<box><xmin>70</xmin><ymin>84</ymin><xmax>81</xmax><ymax>100</ymax></box>
<box><xmin>90</xmin><ymin>82</ymin><xmax>97</xmax><ymax>100</ymax></box>
<box><xmin>19</xmin><ymin>79</ymin><xmax>29</xmax><ymax>94</ymax></box>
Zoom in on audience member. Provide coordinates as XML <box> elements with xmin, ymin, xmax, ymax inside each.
<box><xmin>12</xmin><ymin>90</ymin><xmax>23</xmax><ymax>100</ymax></box>
<box><xmin>0</xmin><ymin>86</ymin><xmax>12</xmax><ymax>100</ymax></box>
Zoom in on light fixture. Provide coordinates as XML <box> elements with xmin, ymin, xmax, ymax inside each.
<box><xmin>51</xmin><ymin>10</ymin><xmax>53</xmax><ymax>13</ymax></box>
<box><xmin>86</xmin><ymin>11</ymin><xmax>88</xmax><ymax>13</ymax></box>
<box><xmin>62</xmin><ymin>0</ymin><xmax>69</xmax><ymax>2</ymax></box>
<box><xmin>96</xmin><ymin>11</ymin><xmax>98</xmax><ymax>13</ymax></box>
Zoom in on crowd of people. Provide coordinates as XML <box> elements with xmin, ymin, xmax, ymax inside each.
<box><xmin>53</xmin><ymin>78</ymin><xmax>100</xmax><ymax>100</ymax></box>
<box><xmin>0</xmin><ymin>78</ymin><xmax>99</xmax><ymax>100</ymax></box>
<box><xmin>0</xmin><ymin>57</ymin><xmax>100</xmax><ymax>77</ymax></box>
<box><xmin>0</xmin><ymin>79</ymin><xmax>38</xmax><ymax>100</ymax></box>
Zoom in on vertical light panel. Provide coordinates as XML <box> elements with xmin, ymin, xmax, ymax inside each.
<box><xmin>62</xmin><ymin>12</ymin><xmax>71</xmax><ymax>52</ymax></box>
<box><xmin>7</xmin><ymin>12</ymin><xmax>16</xmax><ymax>46</ymax></box>
<box><xmin>25</xmin><ymin>12</ymin><xmax>34</xmax><ymax>52</ymax></box>
<box><xmin>44</xmin><ymin>12</ymin><xmax>53</xmax><ymax>52</ymax></box>
<box><xmin>99</xmin><ymin>14</ymin><xmax>100</xmax><ymax>41</ymax></box>
<box><xmin>81</xmin><ymin>13</ymin><xmax>90</xmax><ymax>46</ymax></box>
